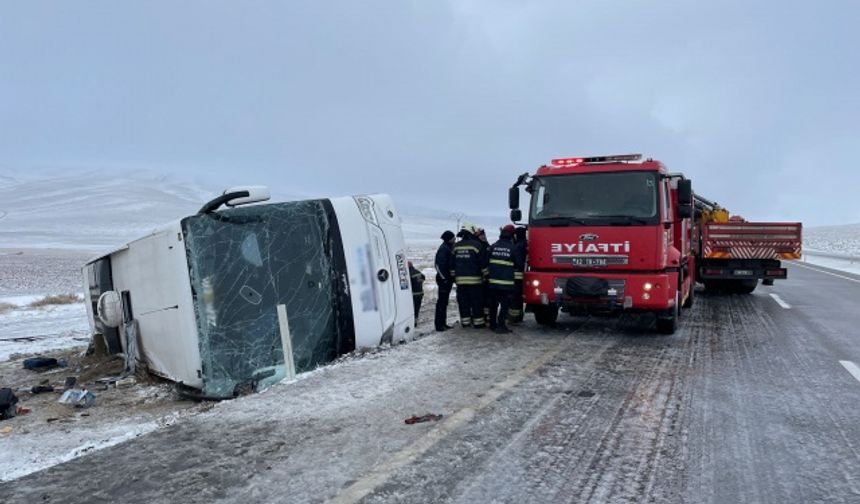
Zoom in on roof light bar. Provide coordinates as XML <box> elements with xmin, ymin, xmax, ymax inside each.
<box><xmin>550</xmin><ymin>154</ymin><xmax>642</xmax><ymax>167</ymax></box>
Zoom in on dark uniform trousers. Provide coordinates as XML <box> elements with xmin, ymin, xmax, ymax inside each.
<box><xmin>489</xmin><ymin>288</ymin><xmax>513</xmax><ymax>330</ymax></box>
<box><xmin>435</xmin><ymin>275</ymin><xmax>452</xmax><ymax>329</ymax></box>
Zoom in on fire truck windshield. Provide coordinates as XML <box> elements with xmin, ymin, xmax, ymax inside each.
<box><xmin>529</xmin><ymin>171</ymin><xmax>659</xmax><ymax>226</ymax></box>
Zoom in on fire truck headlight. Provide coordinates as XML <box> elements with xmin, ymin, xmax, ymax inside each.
<box><xmin>643</xmin><ymin>282</ymin><xmax>653</xmax><ymax>291</ymax></box>
<box><xmin>531</xmin><ymin>279</ymin><xmax>540</xmax><ymax>287</ymax></box>
<box><xmin>642</xmin><ymin>292</ymin><xmax>651</xmax><ymax>300</ymax></box>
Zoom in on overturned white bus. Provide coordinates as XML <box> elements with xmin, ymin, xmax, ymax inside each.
<box><xmin>83</xmin><ymin>187</ymin><xmax>415</xmax><ymax>399</ymax></box>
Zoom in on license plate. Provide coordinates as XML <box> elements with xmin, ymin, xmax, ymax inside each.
<box><xmin>571</xmin><ymin>257</ymin><xmax>608</xmax><ymax>267</ymax></box>
<box><xmin>733</xmin><ymin>269</ymin><xmax>754</xmax><ymax>276</ymax></box>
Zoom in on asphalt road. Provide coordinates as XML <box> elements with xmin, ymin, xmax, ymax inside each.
<box><xmin>3</xmin><ymin>262</ymin><xmax>860</xmax><ymax>503</ymax></box>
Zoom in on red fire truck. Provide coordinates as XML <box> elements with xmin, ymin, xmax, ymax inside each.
<box><xmin>508</xmin><ymin>154</ymin><xmax>801</xmax><ymax>334</ymax></box>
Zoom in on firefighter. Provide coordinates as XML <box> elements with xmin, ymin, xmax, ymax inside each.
<box><xmin>475</xmin><ymin>227</ymin><xmax>492</xmax><ymax>324</ymax></box>
<box><xmin>434</xmin><ymin>230</ymin><xmax>456</xmax><ymax>332</ymax></box>
<box><xmin>408</xmin><ymin>261</ymin><xmax>425</xmax><ymax>325</ymax></box>
<box><xmin>453</xmin><ymin>223</ymin><xmax>488</xmax><ymax>328</ymax></box>
<box><xmin>488</xmin><ymin>224</ymin><xmax>522</xmax><ymax>333</ymax></box>
<box><xmin>508</xmin><ymin>226</ymin><xmax>528</xmax><ymax>324</ymax></box>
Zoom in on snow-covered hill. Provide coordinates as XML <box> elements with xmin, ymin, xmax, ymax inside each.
<box><xmin>0</xmin><ymin>172</ymin><xmax>506</xmax><ymax>250</ymax></box>
<box><xmin>804</xmin><ymin>223</ymin><xmax>860</xmax><ymax>255</ymax></box>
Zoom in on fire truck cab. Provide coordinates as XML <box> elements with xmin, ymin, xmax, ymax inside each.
<box><xmin>509</xmin><ymin>154</ymin><xmax>695</xmax><ymax>334</ymax></box>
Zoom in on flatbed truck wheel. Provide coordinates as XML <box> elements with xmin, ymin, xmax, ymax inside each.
<box><xmin>731</xmin><ymin>279</ymin><xmax>758</xmax><ymax>294</ymax></box>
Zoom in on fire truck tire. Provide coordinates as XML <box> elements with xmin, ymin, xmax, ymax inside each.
<box><xmin>682</xmin><ymin>282</ymin><xmax>694</xmax><ymax>308</ymax></box>
<box><xmin>533</xmin><ymin>305</ymin><xmax>559</xmax><ymax>326</ymax></box>
<box><xmin>656</xmin><ymin>292</ymin><xmax>679</xmax><ymax>335</ymax></box>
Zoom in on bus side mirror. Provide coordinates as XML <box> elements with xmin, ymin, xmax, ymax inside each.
<box><xmin>510</xmin><ymin>209</ymin><xmax>522</xmax><ymax>222</ymax></box>
<box><xmin>508</xmin><ymin>186</ymin><xmax>520</xmax><ymax>210</ymax></box>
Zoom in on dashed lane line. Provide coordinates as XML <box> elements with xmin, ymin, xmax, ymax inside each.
<box><xmin>769</xmin><ymin>293</ymin><xmax>791</xmax><ymax>309</ymax></box>
<box><xmin>791</xmin><ymin>262</ymin><xmax>860</xmax><ymax>285</ymax></box>
<box><xmin>839</xmin><ymin>361</ymin><xmax>860</xmax><ymax>385</ymax></box>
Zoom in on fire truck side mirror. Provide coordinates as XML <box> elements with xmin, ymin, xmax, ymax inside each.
<box><xmin>677</xmin><ymin>179</ymin><xmax>692</xmax><ymax>206</ymax></box>
<box><xmin>510</xmin><ymin>209</ymin><xmax>522</xmax><ymax>222</ymax></box>
<box><xmin>508</xmin><ymin>186</ymin><xmax>520</xmax><ymax>210</ymax></box>
<box><xmin>676</xmin><ymin>179</ymin><xmax>693</xmax><ymax>218</ymax></box>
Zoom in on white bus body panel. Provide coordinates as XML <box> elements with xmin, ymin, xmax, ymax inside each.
<box><xmin>329</xmin><ymin>195</ymin><xmax>414</xmax><ymax>347</ymax></box>
<box><xmin>105</xmin><ymin>222</ymin><xmax>203</xmax><ymax>388</ymax></box>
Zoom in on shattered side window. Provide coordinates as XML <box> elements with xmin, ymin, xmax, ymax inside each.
<box><xmin>182</xmin><ymin>199</ymin><xmax>354</xmax><ymax>398</ymax></box>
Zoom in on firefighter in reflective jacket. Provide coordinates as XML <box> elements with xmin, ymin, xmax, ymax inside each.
<box><xmin>454</xmin><ymin>223</ymin><xmax>489</xmax><ymax>328</ymax></box>
<box><xmin>508</xmin><ymin>226</ymin><xmax>528</xmax><ymax>324</ymax></box>
<box><xmin>488</xmin><ymin>224</ymin><xmax>522</xmax><ymax>333</ymax></box>
<box><xmin>408</xmin><ymin>261</ymin><xmax>425</xmax><ymax>325</ymax></box>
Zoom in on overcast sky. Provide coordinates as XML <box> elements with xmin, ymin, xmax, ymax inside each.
<box><xmin>1</xmin><ymin>1</ymin><xmax>858</xmax><ymax>226</ymax></box>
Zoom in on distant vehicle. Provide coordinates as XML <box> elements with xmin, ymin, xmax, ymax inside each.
<box><xmin>508</xmin><ymin>154</ymin><xmax>801</xmax><ymax>334</ymax></box>
<box><xmin>83</xmin><ymin>187</ymin><xmax>415</xmax><ymax>399</ymax></box>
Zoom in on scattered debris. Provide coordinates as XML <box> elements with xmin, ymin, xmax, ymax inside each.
<box><xmin>404</xmin><ymin>413</ymin><xmax>444</xmax><ymax>425</ymax></box>
<box><xmin>22</xmin><ymin>356</ymin><xmax>66</xmax><ymax>371</ymax></box>
<box><xmin>577</xmin><ymin>390</ymin><xmax>597</xmax><ymax>398</ymax></box>
<box><xmin>31</xmin><ymin>385</ymin><xmax>55</xmax><ymax>394</ymax></box>
<box><xmin>1</xmin><ymin>388</ymin><xmax>18</xmax><ymax>420</ymax></box>
<box><xmin>16</xmin><ymin>407</ymin><xmax>31</xmax><ymax>416</ymax></box>
<box><xmin>0</xmin><ymin>426</ymin><xmax>11</xmax><ymax>434</ymax></box>
<box><xmin>95</xmin><ymin>375</ymin><xmax>136</xmax><ymax>390</ymax></box>
<box><xmin>64</xmin><ymin>376</ymin><xmax>77</xmax><ymax>390</ymax></box>
<box><xmin>58</xmin><ymin>389</ymin><xmax>95</xmax><ymax>409</ymax></box>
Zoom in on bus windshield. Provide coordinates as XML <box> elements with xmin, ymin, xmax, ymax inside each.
<box><xmin>529</xmin><ymin>171</ymin><xmax>660</xmax><ymax>225</ymax></box>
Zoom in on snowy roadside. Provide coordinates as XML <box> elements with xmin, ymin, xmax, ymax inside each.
<box><xmin>800</xmin><ymin>251</ymin><xmax>860</xmax><ymax>276</ymax></box>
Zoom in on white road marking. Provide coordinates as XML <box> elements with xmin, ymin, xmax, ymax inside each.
<box><xmin>791</xmin><ymin>262</ymin><xmax>860</xmax><ymax>284</ymax></box>
<box><xmin>840</xmin><ymin>361</ymin><xmax>860</xmax><ymax>385</ymax></box>
<box><xmin>769</xmin><ymin>293</ymin><xmax>791</xmax><ymax>309</ymax></box>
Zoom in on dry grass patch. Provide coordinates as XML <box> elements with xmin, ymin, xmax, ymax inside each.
<box><xmin>28</xmin><ymin>293</ymin><xmax>83</xmax><ymax>307</ymax></box>
<box><xmin>0</xmin><ymin>302</ymin><xmax>15</xmax><ymax>314</ymax></box>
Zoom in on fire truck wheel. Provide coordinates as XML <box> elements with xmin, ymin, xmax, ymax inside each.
<box><xmin>682</xmin><ymin>283</ymin><xmax>694</xmax><ymax>308</ymax></box>
<box><xmin>656</xmin><ymin>291</ymin><xmax>679</xmax><ymax>335</ymax></box>
<box><xmin>533</xmin><ymin>305</ymin><xmax>559</xmax><ymax>326</ymax></box>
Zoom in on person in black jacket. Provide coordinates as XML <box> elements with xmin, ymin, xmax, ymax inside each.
<box><xmin>488</xmin><ymin>224</ymin><xmax>522</xmax><ymax>334</ymax></box>
<box><xmin>508</xmin><ymin>226</ymin><xmax>528</xmax><ymax>324</ymax></box>
<box><xmin>453</xmin><ymin>223</ymin><xmax>489</xmax><ymax>328</ymax></box>
<box><xmin>434</xmin><ymin>230</ymin><xmax>456</xmax><ymax>331</ymax></box>
<box><xmin>408</xmin><ymin>261</ymin><xmax>425</xmax><ymax>325</ymax></box>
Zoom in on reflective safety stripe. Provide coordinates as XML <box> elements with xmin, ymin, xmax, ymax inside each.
<box><xmin>490</xmin><ymin>259</ymin><xmax>514</xmax><ymax>266</ymax></box>
<box><xmin>489</xmin><ymin>279</ymin><xmax>515</xmax><ymax>286</ymax></box>
<box><xmin>508</xmin><ymin>309</ymin><xmax>522</xmax><ymax>316</ymax></box>
<box><xmin>454</xmin><ymin>245</ymin><xmax>480</xmax><ymax>253</ymax></box>
<box><xmin>411</xmin><ymin>273</ymin><xmax>423</xmax><ymax>279</ymax></box>
<box><xmin>456</xmin><ymin>276</ymin><xmax>483</xmax><ymax>285</ymax></box>
<box><xmin>412</xmin><ymin>292</ymin><xmax>423</xmax><ymax>297</ymax></box>
<box><xmin>472</xmin><ymin>317</ymin><xmax>486</xmax><ymax>325</ymax></box>
<box><xmin>461</xmin><ymin>317</ymin><xmax>472</xmax><ymax>326</ymax></box>
<box><xmin>514</xmin><ymin>272</ymin><xmax>524</xmax><ymax>280</ymax></box>
<box><xmin>482</xmin><ymin>268</ymin><xmax>490</xmax><ymax>274</ymax></box>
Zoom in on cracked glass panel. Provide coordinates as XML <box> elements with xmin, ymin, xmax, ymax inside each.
<box><xmin>182</xmin><ymin>199</ymin><xmax>355</xmax><ymax>398</ymax></box>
